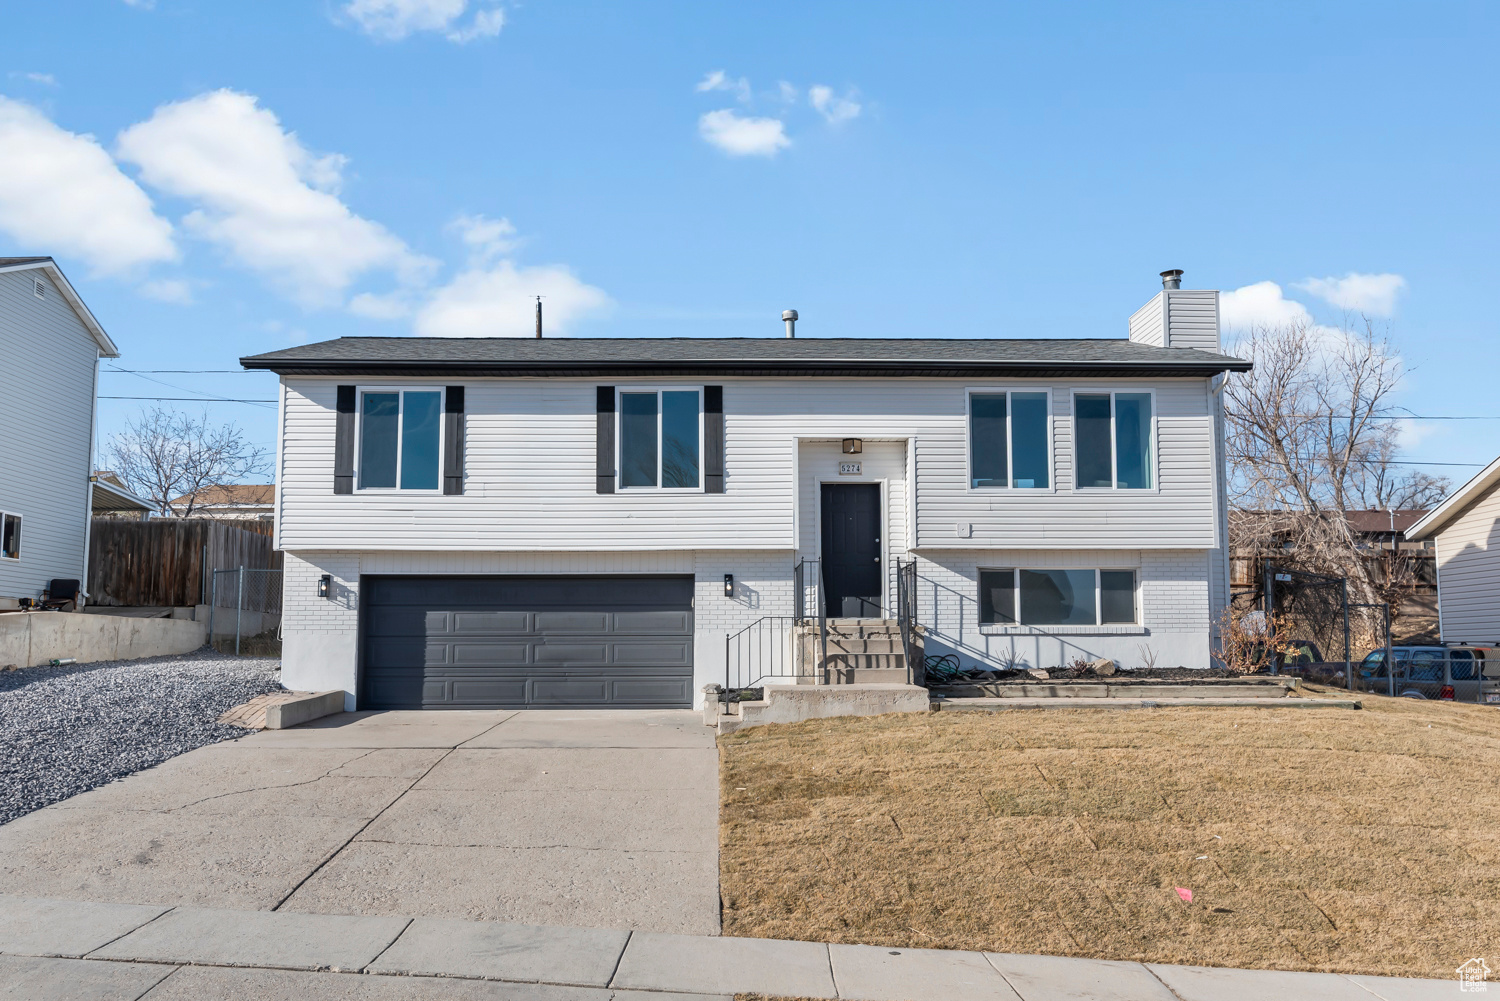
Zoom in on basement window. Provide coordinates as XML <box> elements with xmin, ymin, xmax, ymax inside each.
<box><xmin>357</xmin><ymin>388</ymin><xmax>442</xmax><ymax>490</ymax></box>
<box><xmin>979</xmin><ymin>568</ymin><xmax>1137</xmax><ymax>626</ymax></box>
<box><xmin>1</xmin><ymin>513</ymin><xmax>19</xmax><ymax>560</ymax></box>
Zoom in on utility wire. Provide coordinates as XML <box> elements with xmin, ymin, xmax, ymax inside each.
<box><xmin>104</xmin><ymin>368</ymin><xmax>261</xmax><ymax>373</ymax></box>
<box><xmin>99</xmin><ymin>396</ymin><xmax>277</xmax><ymax>405</ymax></box>
<box><xmin>1226</xmin><ymin>411</ymin><xmax>1499</xmax><ymax>421</ymax></box>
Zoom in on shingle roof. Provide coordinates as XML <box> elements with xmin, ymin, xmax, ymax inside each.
<box><xmin>242</xmin><ymin>336</ymin><xmax>1251</xmax><ymax>378</ymax></box>
<box><xmin>0</xmin><ymin>257</ymin><xmax>52</xmax><ymax>267</ymax></box>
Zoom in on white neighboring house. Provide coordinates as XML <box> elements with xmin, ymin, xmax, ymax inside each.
<box><xmin>1405</xmin><ymin>456</ymin><xmax>1500</xmax><ymax>647</ymax></box>
<box><xmin>0</xmin><ymin>258</ymin><xmax>119</xmax><ymax>609</ymax></box>
<box><xmin>243</xmin><ymin>272</ymin><xmax>1249</xmax><ymax>711</ymax></box>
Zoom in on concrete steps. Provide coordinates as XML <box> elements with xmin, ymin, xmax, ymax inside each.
<box><xmin>797</xmin><ymin>618</ymin><xmax>921</xmax><ymax>686</ymax></box>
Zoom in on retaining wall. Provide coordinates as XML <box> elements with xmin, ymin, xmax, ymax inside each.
<box><xmin>0</xmin><ymin>612</ymin><xmax>207</xmax><ymax>668</ymax></box>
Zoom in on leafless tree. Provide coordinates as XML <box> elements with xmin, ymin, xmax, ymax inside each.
<box><xmin>1224</xmin><ymin>317</ymin><xmax>1447</xmax><ymax>638</ymax></box>
<box><xmin>106</xmin><ymin>408</ymin><xmax>270</xmax><ymax>517</ymax></box>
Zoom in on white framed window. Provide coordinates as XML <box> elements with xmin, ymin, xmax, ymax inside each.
<box><xmin>1072</xmin><ymin>389</ymin><xmax>1155</xmax><ymax>490</ymax></box>
<box><xmin>1</xmin><ymin>512</ymin><xmax>19</xmax><ymax>559</ymax></box>
<box><xmin>356</xmin><ymin>387</ymin><xmax>444</xmax><ymax>491</ymax></box>
<box><xmin>978</xmin><ymin>567</ymin><xmax>1137</xmax><ymax>626</ymax></box>
<box><xmin>618</xmin><ymin>387</ymin><xmax>703</xmax><ymax>491</ymax></box>
<box><xmin>967</xmin><ymin>389</ymin><xmax>1052</xmax><ymax>489</ymax></box>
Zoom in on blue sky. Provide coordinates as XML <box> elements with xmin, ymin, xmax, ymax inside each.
<box><xmin>1</xmin><ymin>1</ymin><xmax>1496</xmax><ymax>482</ymax></box>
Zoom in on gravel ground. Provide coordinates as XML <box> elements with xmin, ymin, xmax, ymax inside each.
<box><xmin>0</xmin><ymin>651</ymin><xmax>282</xmax><ymax>826</ymax></box>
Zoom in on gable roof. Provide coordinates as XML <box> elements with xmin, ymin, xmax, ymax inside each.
<box><xmin>0</xmin><ymin>257</ymin><xmax>119</xmax><ymax>357</ymax></box>
<box><xmin>169</xmin><ymin>484</ymin><xmax>276</xmax><ymax>508</ymax></box>
<box><xmin>242</xmin><ymin>336</ymin><xmax>1251</xmax><ymax>379</ymax></box>
<box><xmin>1406</xmin><ymin>454</ymin><xmax>1500</xmax><ymax>541</ymax></box>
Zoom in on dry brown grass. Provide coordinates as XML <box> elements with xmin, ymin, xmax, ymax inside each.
<box><xmin>719</xmin><ymin>691</ymin><xmax>1500</xmax><ymax>979</ymax></box>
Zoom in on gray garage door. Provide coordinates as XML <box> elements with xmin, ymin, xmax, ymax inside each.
<box><xmin>360</xmin><ymin>575</ymin><xmax>694</xmax><ymax>710</ymax></box>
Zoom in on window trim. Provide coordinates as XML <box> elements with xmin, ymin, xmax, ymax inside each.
<box><xmin>615</xmin><ymin>386</ymin><xmax>705</xmax><ymax>492</ymax></box>
<box><xmin>1069</xmin><ymin>388</ymin><xmax>1158</xmax><ymax>492</ymax></box>
<box><xmin>0</xmin><ymin>511</ymin><xmax>20</xmax><ymax>560</ymax></box>
<box><xmin>353</xmin><ymin>386</ymin><xmax>446</xmax><ymax>493</ymax></box>
<box><xmin>977</xmin><ymin>566</ymin><xmax>1139</xmax><ymax>627</ymax></box>
<box><xmin>965</xmin><ymin>387</ymin><xmax>1055</xmax><ymax>493</ymax></box>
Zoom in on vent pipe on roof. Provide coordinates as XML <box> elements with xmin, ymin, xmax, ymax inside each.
<box><xmin>535</xmin><ymin>296</ymin><xmax>543</xmax><ymax>338</ymax></box>
<box><xmin>1160</xmin><ymin>269</ymin><xmax>1184</xmax><ymax>290</ymax></box>
<box><xmin>782</xmin><ymin>309</ymin><xmax>798</xmax><ymax>338</ymax></box>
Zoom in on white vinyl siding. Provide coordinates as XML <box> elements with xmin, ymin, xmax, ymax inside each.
<box><xmin>276</xmin><ymin>376</ymin><xmax>1220</xmax><ymax>552</ymax></box>
<box><xmin>0</xmin><ymin>270</ymin><xmax>98</xmax><ymax>600</ymax></box>
<box><xmin>1127</xmin><ymin>290</ymin><xmax>1220</xmax><ymax>353</ymax></box>
<box><xmin>1432</xmin><ymin>481</ymin><xmax>1500</xmax><ymax>644</ymax></box>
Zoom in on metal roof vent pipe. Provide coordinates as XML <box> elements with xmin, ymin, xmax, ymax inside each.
<box><xmin>782</xmin><ymin>309</ymin><xmax>798</xmax><ymax>338</ymax></box>
<box><xmin>1160</xmin><ymin>269</ymin><xmax>1184</xmax><ymax>290</ymax></box>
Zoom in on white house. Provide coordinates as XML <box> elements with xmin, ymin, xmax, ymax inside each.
<box><xmin>243</xmin><ymin>271</ymin><xmax>1249</xmax><ymax>711</ymax></box>
<box><xmin>0</xmin><ymin>258</ymin><xmax>119</xmax><ymax>610</ymax></box>
<box><xmin>1405</xmin><ymin>455</ymin><xmax>1500</xmax><ymax>647</ymax></box>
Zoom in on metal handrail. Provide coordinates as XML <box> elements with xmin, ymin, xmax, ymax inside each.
<box><xmin>724</xmin><ymin>615</ymin><xmax>798</xmax><ymax>691</ymax></box>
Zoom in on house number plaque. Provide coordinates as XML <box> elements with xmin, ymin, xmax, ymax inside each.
<box><xmin>839</xmin><ymin>461</ymin><xmax>862</xmax><ymax>475</ymax></box>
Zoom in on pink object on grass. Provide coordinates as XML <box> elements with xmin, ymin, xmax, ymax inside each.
<box><xmin>1175</xmin><ymin>887</ymin><xmax>1193</xmax><ymax>903</ymax></box>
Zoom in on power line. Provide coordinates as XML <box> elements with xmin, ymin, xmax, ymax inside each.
<box><xmin>104</xmin><ymin>368</ymin><xmax>261</xmax><ymax>374</ymax></box>
<box><xmin>1227</xmin><ymin>411</ymin><xmax>1499</xmax><ymax>421</ymax></box>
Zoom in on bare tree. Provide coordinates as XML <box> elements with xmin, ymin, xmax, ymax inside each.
<box><xmin>107</xmin><ymin>408</ymin><xmax>270</xmax><ymax>517</ymax></box>
<box><xmin>1224</xmin><ymin>317</ymin><xmax>1447</xmax><ymax>634</ymax></box>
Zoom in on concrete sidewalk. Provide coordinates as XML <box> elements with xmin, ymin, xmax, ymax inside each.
<box><xmin>0</xmin><ymin>892</ymin><xmax>1460</xmax><ymax>1000</ymax></box>
<box><xmin>0</xmin><ymin>710</ymin><xmax>720</xmax><ymax>935</ymax></box>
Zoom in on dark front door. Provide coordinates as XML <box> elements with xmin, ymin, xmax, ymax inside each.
<box><xmin>821</xmin><ymin>483</ymin><xmax>882</xmax><ymax>617</ymax></box>
<box><xmin>360</xmin><ymin>575</ymin><xmax>694</xmax><ymax>710</ymax></box>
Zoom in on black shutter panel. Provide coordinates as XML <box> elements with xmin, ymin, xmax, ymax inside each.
<box><xmin>334</xmin><ymin>385</ymin><xmax>356</xmax><ymax>494</ymax></box>
<box><xmin>443</xmin><ymin>386</ymin><xmax>465</xmax><ymax>495</ymax></box>
<box><xmin>596</xmin><ymin>386</ymin><xmax>615</xmax><ymax>494</ymax></box>
<box><xmin>704</xmin><ymin>385</ymin><xmax>724</xmax><ymax>493</ymax></box>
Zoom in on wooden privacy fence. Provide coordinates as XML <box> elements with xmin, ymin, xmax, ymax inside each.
<box><xmin>88</xmin><ymin>518</ymin><xmax>282</xmax><ymax>607</ymax></box>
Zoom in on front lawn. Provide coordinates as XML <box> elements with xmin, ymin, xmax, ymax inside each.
<box><xmin>718</xmin><ymin>693</ymin><xmax>1500</xmax><ymax>979</ymax></box>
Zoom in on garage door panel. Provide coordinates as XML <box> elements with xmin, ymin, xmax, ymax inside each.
<box><xmin>611</xmin><ymin>677</ymin><xmax>694</xmax><ymax>704</ymax></box>
<box><xmin>611</xmin><ymin>642</ymin><xmax>693</xmax><ymax>666</ymax></box>
<box><xmin>450</xmin><ymin>642</ymin><xmax>532</xmax><ymax>665</ymax></box>
<box><xmin>612</xmin><ymin>610</ymin><xmax>693</xmax><ymax>634</ymax></box>
<box><xmin>453</xmin><ymin>611</ymin><xmax>531</xmax><ymax>633</ymax></box>
<box><xmin>360</xmin><ymin>575</ymin><xmax>694</xmax><ymax>710</ymax></box>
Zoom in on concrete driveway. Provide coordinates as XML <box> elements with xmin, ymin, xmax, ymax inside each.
<box><xmin>0</xmin><ymin>710</ymin><xmax>720</xmax><ymax>935</ymax></box>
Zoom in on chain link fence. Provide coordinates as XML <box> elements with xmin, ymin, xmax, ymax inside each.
<box><xmin>208</xmin><ymin>567</ymin><xmax>283</xmax><ymax>656</ymax></box>
<box><xmin>1264</xmin><ymin>566</ymin><xmax>1392</xmax><ymax>689</ymax></box>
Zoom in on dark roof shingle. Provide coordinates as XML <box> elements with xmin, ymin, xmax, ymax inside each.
<box><xmin>242</xmin><ymin>336</ymin><xmax>1251</xmax><ymax>378</ymax></box>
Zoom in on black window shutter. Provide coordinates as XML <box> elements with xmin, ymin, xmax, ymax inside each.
<box><xmin>333</xmin><ymin>385</ymin><xmax>356</xmax><ymax>494</ymax></box>
<box><xmin>596</xmin><ymin>386</ymin><xmax>615</xmax><ymax>494</ymax></box>
<box><xmin>704</xmin><ymin>385</ymin><xmax>725</xmax><ymax>493</ymax></box>
<box><xmin>443</xmin><ymin>386</ymin><xmax>465</xmax><ymax>495</ymax></box>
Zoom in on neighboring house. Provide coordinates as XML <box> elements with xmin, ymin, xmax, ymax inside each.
<box><xmin>243</xmin><ymin>271</ymin><xmax>1249</xmax><ymax>711</ymax></box>
<box><xmin>1405</xmin><ymin>456</ymin><xmax>1500</xmax><ymax>647</ymax></box>
<box><xmin>0</xmin><ymin>258</ymin><xmax>119</xmax><ymax>609</ymax></box>
<box><xmin>91</xmin><ymin>471</ymin><xmax>153</xmax><ymax>521</ymax></box>
<box><xmin>169</xmin><ymin>484</ymin><xmax>276</xmax><ymax>521</ymax></box>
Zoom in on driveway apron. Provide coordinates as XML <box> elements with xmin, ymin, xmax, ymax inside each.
<box><xmin>0</xmin><ymin>710</ymin><xmax>721</xmax><ymax>935</ymax></box>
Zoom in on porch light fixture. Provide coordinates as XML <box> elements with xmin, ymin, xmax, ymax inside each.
<box><xmin>318</xmin><ymin>574</ymin><xmax>332</xmax><ymax>599</ymax></box>
<box><xmin>841</xmin><ymin>438</ymin><xmax>863</xmax><ymax>454</ymax></box>
<box><xmin>724</xmin><ymin>574</ymin><xmax>734</xmax><ymax>597</ymax></box>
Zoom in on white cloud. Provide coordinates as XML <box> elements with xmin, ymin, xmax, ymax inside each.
<box><xmin>116</xmin><ymin>89</ymin><xmax>434</xmax><ymax>306</ymax></box>
<box><xmin>348</xmin><ymin>290</ymin><xmax>416</xmax><ymax>320</ymax></box>
<box><xmin>449</xmin><ymin>213</ymin><xmax>518</xmax><ymax>263</ymax></box>
<box><xmin>698</xmin><ymin>109</ymin><xmax>790</xmax><ymax>157</ymax></box>
<box><xmin>809</xmin><ymin>85</ymin><xmax>860</xmax><ymax>124</ymax></box>
<box><xmin>139</xmin><ymin>278</ymin><xmax>193</xmax><ymax>304</ymax></box>
<box><xmin>1219</xmin><ymin>281</ymin><xmax>1314</xmax><ymax>331</ymax></box>
<box><xmin>1295</xmin><ymin>272</ymin><xmax>1406</xmax><ymax>316</ymax></box>
<box><xmin>10</xmin><ymin>72</ymin><xmax>58</xmax><ymax>86</ymax></box>
<box><xmin>778</xmin><ymin>81</ymin><xmax>798</xmax><ymax>104</ymax></box>
<box><xmin>696</xmin><ymin>70</ymin><xmax>751</xmax><ymax>103</ymax></box>
<box><xmin>121</xmin><ymin>0</ymin><xmax>155</xmax><ymax>8</ymax></box>
<box><xmin>415</xmin><ymin>260</ymin><xmax>610</xmax><ymax>337</ymax></box>
<box><xmin>0</xmin><ymin>96</ymin><xmax>176</xmax><ymax>276</ymax></box>
<box><xmin>342</xmin><ymin>0</ymin><xmax>504</xmax><ymax>43</ymax></box>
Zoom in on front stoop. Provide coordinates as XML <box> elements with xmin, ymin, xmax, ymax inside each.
<box><xmin>797</xmin><ymin>618</ymin><xmax>924</xmax><ymax>686</ymax></box>
<box><xmin>707</xmin><ymin>683</ymin><xmax>931</xmax><ymax>735</ymax></box>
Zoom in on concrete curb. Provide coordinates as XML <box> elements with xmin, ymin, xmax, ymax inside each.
<box><xmin>932</xmin><ymin>696</ymin><xmax>1363</xmax><ymax>711</ymax></box>
<box><xmin>264</xmin><ymin>690</ymin><xmax>346</xmax><ymax>729</ymax></box>
<box><xmin>0</xmin><ymin>893</ymin><xmax>1455</xmax><ymax>1000</ymax></box>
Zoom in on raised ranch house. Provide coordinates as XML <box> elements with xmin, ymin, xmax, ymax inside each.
<box><xmin>0</xmin><ymin>258</ymin><xmax>118</xmax><ymax>610</ymax></box>
<box><xmin>243</xmin><ymin>272</ymin><xmax>1250</xmax><ymax>711</ymax></box>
